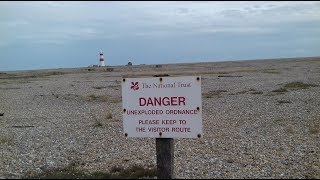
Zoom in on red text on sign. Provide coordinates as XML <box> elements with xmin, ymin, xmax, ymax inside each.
<box><xmin>139</xmin><ymin>96</ymin><xmax>186</xmax><ymax>106</ymax></box>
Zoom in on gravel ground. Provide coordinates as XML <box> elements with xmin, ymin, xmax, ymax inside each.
<box><xmin>0</xmin><ymin>57</ymin><xmax>319</xmax><ymax>179</ymax></box>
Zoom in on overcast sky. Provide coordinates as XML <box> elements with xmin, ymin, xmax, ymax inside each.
<box><xmin>1</xmin><ymin>1</ymin><xmax>320</xmax><ymax>71</ymax></box>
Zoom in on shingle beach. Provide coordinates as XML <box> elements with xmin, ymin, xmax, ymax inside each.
<box><xmin>0</xmin><ymin>57</ymin><xmax>319</xmax><ymax>179</ymax></box>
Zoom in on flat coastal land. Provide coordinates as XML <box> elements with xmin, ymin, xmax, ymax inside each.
<box><xmin>0</xmin><ymin>57</ymin><xmax>319</xmax><ymax>179</ymax></box>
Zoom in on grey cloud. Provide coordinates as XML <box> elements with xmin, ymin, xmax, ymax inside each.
<box><xmin>219</xmin><ymin>9</ymin><xmax>245</xmax><ymax>18</ymax></box>
<box><xmin>177</xmin><ymin>8</ymin><xmax>190</xmax><ymax>14</ymax></box>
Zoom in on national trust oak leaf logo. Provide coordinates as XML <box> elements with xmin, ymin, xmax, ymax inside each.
<box><xmin>130</xmin><ymin>82</ymin><xmax>139</xmax><ymax>91</ymax></box>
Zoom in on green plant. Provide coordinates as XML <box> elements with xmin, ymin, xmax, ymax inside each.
<box><xmin>93</xmin><ymin>86</ymin><xmax>107</xmax><ymax>90</ymax></box>
<box><xmin>286</xmin><ymin>127</ymin><xmax>295</xmax><ymax>135</ymax></box>
<box><xmin>261</xmin><ymin>69</ymin><xmax>280</xmax><ymax>74</ymax></box>
<box><xmin>309</xmin><ymin>125</ymin><xmax>319</xmax><ymax>135</ymax></box>
<box><xmin>250</xmin><ymin>91</ymin><xmax>263</xmax><ymax>94</ymax></box>
<box><xmin>106</xmin><ymin>112</ymin><xmax>112</xmax><ymax>119</ymax></box>
<box><xmin>109</xmin><ymin>97</ymin><xmax>121</xmax><ymax>103</ymax></box>
<box><xmin>24</xmin><ymin>164</ymin><xmax>157</xmax><ymax>179</ymax></box>
<box><xmin>284</xmin><ymin>81</ymin><xmax>318</xmax><ymax>90</ymax></box>
<box><xmin>0</xmin><ymin>135</ymin><xmax>11</xmax><ymax>144</ymax></box>
<box><xmin>272</xmin><ymin>88</ymin><xmax>288</xmax><ymax>93</ymax></box>
<box><xmin>94</xmin><ymin>121</ymin><xmax>103</xmax><ymax>128</ymax></box>
<box><xmin>90</xmin><ymin>113</ymin><xmax>103</xmax><ymax>128</ymax></box>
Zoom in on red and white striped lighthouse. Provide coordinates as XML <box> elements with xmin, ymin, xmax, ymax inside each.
<box><xmin>99</xmin><ymin>50</ymin><xmax>105</xmax><ymax>67</ymax></box>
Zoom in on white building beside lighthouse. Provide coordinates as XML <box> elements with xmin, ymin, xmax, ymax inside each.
<box><xmin>99</xmin><ymin>50</ymin><xmax>105</xmax><ymax>67</ymax></box>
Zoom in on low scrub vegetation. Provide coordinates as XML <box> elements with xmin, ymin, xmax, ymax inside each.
<box><xmin>203</xmin><ymin>90</ymin><xmax>227</xmax><ymax>98</ymax></box>
<box><xmin>283</xmin><ymin>81</ymin><xmax>318</xmax><ymax>90</ymax></box>
<box><xmin>24</xmin><ymin>164</ymin><xmax>156</xmax><ymax>179</ymax></box>
<box><xmin>269</xmin><ymin>81</ymin><xmax>318</xmax><ymax>96</ymax></box>
<box><xmin>286</xmin><ymin>127</ymin><xmax>295</xmax><ymax>135</ymax></box>
<box><xmin>106</xmin><ymin>112</ymin><xmax>113</xmax><ymax>119</ymax></box>
<box><xmin>309</xmin><ymin>124</ymin><xmax>319</xmax><ymax>135</ymax></box>
<box><xmin>272</xmin><ymin>88</ymin><xmax>288</xmax><ymax>93</ymax></box>
<box><xmin>92</xmin><ymin>86</ymin><xmax>107</xmax><ymax>90</ymax></box>
<box><xmin>0</xmin><ymin>135</ymin><xmax>12</xmax><ymax>145</ymax></box>
<box><xmin>84</xmin><ymin>95</ymin><xmax>120</xmax><ymax>103</ymax></box>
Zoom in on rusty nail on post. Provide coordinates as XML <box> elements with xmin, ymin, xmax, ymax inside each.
<box><xmin>123</xmin><ymin>78</ymin><xmax>126</xmax><ymax>82</ymax></box>
<box><xmin>197</xmin><ymin>134</ymin><xmax>201</xmax><ymax>138</ymax></box>
<box><xmin>125</xmin><ymin>133</ymin><xmax>128</xmax><ymax>137</ymax></box>
<box><xmin>197</xmin><ymin>107</ymin><xmax>200</xmax><ymax>111</ymax></box>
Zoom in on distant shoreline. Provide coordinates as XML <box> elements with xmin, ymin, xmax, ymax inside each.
<box><xmin>1</xmin><ymin>56</ymin><xmax>319</xmax><ymax>73</ymax></box>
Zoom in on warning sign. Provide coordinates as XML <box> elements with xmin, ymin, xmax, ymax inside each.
<box><xmin>122</xmin><ymin>76</ymin><xmax>202</xmax><ymax>138</ymax></box>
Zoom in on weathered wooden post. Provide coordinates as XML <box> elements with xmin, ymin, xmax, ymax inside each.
<box><xmin>156</xmin><ymin>138</ymin><xmax>174</xmax><ymax>179</ymax></box>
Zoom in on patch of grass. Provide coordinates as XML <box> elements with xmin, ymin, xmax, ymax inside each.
<box><xmin>0</xmin><ymin>71</ymin><xmax>64</xmax><ymax>85</ymax></box>
<box><xmin>261</xmin><ymin>69</ymin><xmax>281</xmax><ymax>74</ymax></box>
<box><xmin>106</xmin><ymin>68</ymin><xmax>114</xmax><ymax>72</ymax></box>
<box><xmin>109</xmin><ymin>97</ymin><xmax>121</xmax><ymax>103</ymax></box>
<box><xmin>309</xmin><ymin>125</ymin><xmax>319</xmax><ymax>135</ymax></box>
<box><xmin>203</xmin><ymin>90</ymin><xmax>227</xmax><ymax>98</ymax></box>
<box><xmin>0</xmin><ymin>87</ymin><xmax>21</xmax><ymax>90</ymax></box>
<box><xmin>231</xmin><ymin>90</ymin><xmax>248</xmax><ymax>95</ymax></box>
<box><xmin>93</xmin><ymin>121</ymin><xmax>103</xmax><ymax>128</ymax></box>
<box><xmin>109</xmin><ymin>165</ymin><xmax>157</xmax><ymax>179</ymax></box>
<box><xmin>286</xmin><ymin>127</ymin><xmax>295</xmax><ymax>135</ymax></box>
<box><xmin>272</xmin><ymin>88</ymin><xmax>288</xmax><ymax>93</ymax></box>
<box><xmin>25</xmin><ymin>164</ymin><xmax>157</xmax><ymax>179</ymax></box>
<box><xmin>0</xmin><ymin>79</ymin><xmax>31</xmax><ymax>85</ymax></box>
<box><xmin>0</xmin><ymin>135</ymin><xmax>12</xmax><ymax>144</ymax></box>
<box><xmin>199</xmin><ymin>71</ymin><xmax>230</xmax><ymax>76</ymax></box>
<box><xmin>0</xmin><ymin>80</ymin><xmax>9</xmax><ymax>85</ymax></box>
<box><xmin>235</xmin><ymin>68</ymin><xmax>259</xmax><ymax>73</ymax></box>
<box><xmin>84</xmin><ymin>95</ymin><xmax>121</xmax><ymax>103</ymax></box>
<box><xmin>284</xmin><ymin>81</ymin><xmax>319</xmax><ymax>90</ymax></box>
<box><xmin>232</xmin><ymin>68</ymin><xmax>280</xmax><ymax>74</ymax></box>
<box><xmin>106</xmin><ymin>112</ymin><xmax>112</xmax><ymax>119</ymax></box>
<box><xmin>229</xmin><ymin>88</ymin><xmax>263</xmax><ymax>95</ymax></box>
<box><xmin>91</xmin><ymin>113</ymin><xmax>103</xmax><ymax>128</ymax></box>
<box><xmin>39</xmin><ymin>71</ymin><xmax>65</xmax><ymax>76</ymax></box>
<box><xmin>248</xmin><ymin>89</ymin><xmax>263</xmax><ymax>94</ymax></box>
<box><xmin>93</xmin><ymin>86</ymin><xmax>107</xmax><ymax>90</ymax></box>
<box><xmin>250</xmin><ymin>91</ymin><xmax>263</xmax><ymax>94</ymax></box>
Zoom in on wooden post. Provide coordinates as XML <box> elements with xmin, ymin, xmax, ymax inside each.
<box><xmin>156</xmin><ymin>138</ymin><xmax>174</xmax><ymax>179</ymax></box>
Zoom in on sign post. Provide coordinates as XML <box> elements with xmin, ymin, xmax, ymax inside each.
<box><xmin>122</xmin><ymin>76</ymin><xmax>202</xmax><ymax>179</ymax></box>
<box><xmin>156</xmin><ymin>138</ymin><xmax>174</xmax><ymax>179</ymax></box>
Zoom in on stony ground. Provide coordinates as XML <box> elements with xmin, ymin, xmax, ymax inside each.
<box><xmin>0</xmin><ymin>57</ymin><xmax>319</xmax><ymax>179</ymax></box>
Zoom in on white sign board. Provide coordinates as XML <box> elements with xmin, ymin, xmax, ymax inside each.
<box><xmin>122</xmin><ymin>76</ymin><xmax>202</xmax><ymax>138</ymax></box>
